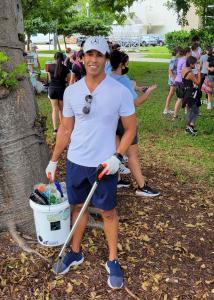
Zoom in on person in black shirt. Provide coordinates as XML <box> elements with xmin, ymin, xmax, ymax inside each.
<box><xmin>181</xmin><ymin>56</ymin><xmax>201</xmax><ymax>135</ymax></box>
<box><xmin>64</xmin><ymin>48</ymin><xmax>74</xmax><ymax>71</ymax></box>
<box><xmin>69</xmin><ymin>50</ymin><xmax>86</xmax><ymax>84</ymax></box>
<box><xmin>48</xmin><ymin>52</ymin><xmax>70</xmax><ymax>134</ymax></box>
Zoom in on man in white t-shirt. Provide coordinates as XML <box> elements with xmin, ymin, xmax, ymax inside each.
<box><xmin>46</xmin><ymin>36</ymin><xmax>136</xmax><ymax>289</ymax></box>
<box><xmin>30</xmin><ymin>44</ymin><xmax>40</xmax><ymax>70</ymax></box>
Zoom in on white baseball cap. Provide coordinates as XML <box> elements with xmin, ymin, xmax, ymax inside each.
<box><xmin>31</xmin><ymin>44</ymin><xmax>38</xmax><ymax>49</ymax></box>
<box><xmin>83</xmin><ymin>36</ymin><xmax>110</xmax><ymax>55</ymax></box>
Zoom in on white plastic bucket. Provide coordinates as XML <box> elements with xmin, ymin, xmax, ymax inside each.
<box><xmin>29</xmin><ymin>198</ymin><xmax>70</xmax><ymax>247</ymax></box>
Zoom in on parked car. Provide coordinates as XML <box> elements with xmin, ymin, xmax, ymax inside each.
<box><xmin>140</xmin><ymin>35</ymin><xmax>158</xmax><ymax>47</ymax></box>
<box><xmin>76</xmin><ymin>36</ymin><xmax>87</xmax><ymax>47</ymax></box>
<box><xmin>151</xmin><ymin>34</ymin><xmax>165</xmax><ymax>46</ymax></box>
<box><xmin>45</xmin><ymin>39</ymin><xmax>53</xmax><ymax>45</ymax></box>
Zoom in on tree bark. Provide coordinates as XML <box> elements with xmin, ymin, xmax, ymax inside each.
<box><xmin>63</xmin><ymin>35</ymin><xmax>67</xmax><ymax>49</ymax></box>
<box><xmin>57</xmin><ymin>36</ymin><xmax>61</xmax><ymax>51</ymax></box>
<box><xmin>27</xmin><ymin>33</ymin><xmax>31</xmax><ymax>51</ymax></box>
<box><xmin>0</xmin><ymin>0</ymin><xmax>49</xmax><ymax>234</ymax></box>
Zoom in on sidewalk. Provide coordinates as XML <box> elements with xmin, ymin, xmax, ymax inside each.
<box><xmin>38</xmin><ymin>52</ymin><xmax>169</xmax><ymax>63</ymax></box>
<box><xmin>37</xmin><ymin>43</ymin><xmax>169</xmax><ymax>63</ymax></box>
<box><xmin>128</xmin><ymin>52</ymin><xmax>169</xmax><ymax>63</ymax></box>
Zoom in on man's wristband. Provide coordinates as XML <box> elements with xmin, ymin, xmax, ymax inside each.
<box><xmin>114</xmin><ymin>152</ymin><xmax>123</xmax><ymax>162</ymax></box>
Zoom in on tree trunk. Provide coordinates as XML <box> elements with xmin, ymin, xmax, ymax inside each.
<box><xmin>27</xmin><ymin>33</ymin><xmax>31</xmax><ymax>51</ymax></box>
<box><xmin>0</xmin><ymin>0</ymin><xmax>49</xmax><ymax>235</ymax></box>
<box><xmin>57</xmin><ymin>36</ymin><xmax>61</xmax><ymax>51</ymax></box>
<box><xmin>63</xmin><ymin>35</ymin><xmax>67</xmax><ymax>49</ymax></box>
<box><xmin>53</xmin><ymin>32</ymin><xmax>58</xmax><ymax>50</ymax></box>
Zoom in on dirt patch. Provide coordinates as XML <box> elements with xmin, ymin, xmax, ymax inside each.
<box><xmin>0</xmin><ymin>150</ymin><xmax>213</xmax><ymax>300</ymax></box>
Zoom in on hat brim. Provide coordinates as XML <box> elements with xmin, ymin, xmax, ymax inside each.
<box><xmin>84</xmin><ymin>47</ymin><xmax>107</xmax><ymax>55</ymax></box>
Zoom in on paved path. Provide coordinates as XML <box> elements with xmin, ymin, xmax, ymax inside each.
<box><xmin>38</xmin><ymin>52</ymin><xmax>169</xmax><ymax>63</ymax></box>
<box><xmin>37</xmin><ymin>43</ymin><xmax>170</xmax><ymax>63</ymax></box>
<box><xmin>128</xmin><ymin>52</ymin><xmax>169</xmax><ymax>63</ymax></box>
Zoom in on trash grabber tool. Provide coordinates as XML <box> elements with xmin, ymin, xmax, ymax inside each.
<box><xmin>53</xmin><ymin>163</ymin><xmax>107</xmax><ymax>274</ymax></box>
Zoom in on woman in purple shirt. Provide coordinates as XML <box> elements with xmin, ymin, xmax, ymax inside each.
<box><xmin>163</xmin><ymin>46</ymin><xmax>182</xmax><ymax>115</ymax></box>
<box><xmin>173</xmin><ymin>47</ymin><xmax>191</xmax><ymax>119</ymax></box>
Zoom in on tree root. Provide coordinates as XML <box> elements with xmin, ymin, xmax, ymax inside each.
<box><xmin>7</xmin><ymin>220</ymin><xmax>51</xmax><ymax>263</ymax></box>
<box><xmin>124</xmin><ymin>286</ymin><xmax>141</xmax><ymax>300</ymax></box>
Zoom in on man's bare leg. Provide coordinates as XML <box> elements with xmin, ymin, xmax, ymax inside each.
<box><xmin>99</xmin><ymin>208</ymin><xmax>119</xmax><ymax>260</ymax></box>
<box><xmin>71</xmin><ymin>204</ymin><xmax>89</xmax><ymax>252</ymax></box>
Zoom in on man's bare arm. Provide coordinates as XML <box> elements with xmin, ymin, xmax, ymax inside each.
<box><xmin>51</xmin><ymin>116</ymin><xmax>75</xmax><ymax>161</ymax></box>
<box><xmin>117</xmin><ymin>114</ymin><xmax>137</xmax><ymax>155</ymax></box>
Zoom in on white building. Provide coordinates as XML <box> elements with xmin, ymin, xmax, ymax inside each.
<box><xmin>110</xmin><ymin>0</ymin><xmax>200</xmax><ymax>39</ymax></box>
<box><xmin>31</xmin><ymin>33</ymin><xmax>54</xmax><ymax>44</ymax></box>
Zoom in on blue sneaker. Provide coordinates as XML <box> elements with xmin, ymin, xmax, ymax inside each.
<box><xmin>105</xmin><ymin>260</ymin><xmax>124</xmax><ymax>289</ymax></box>
<box><xmin>52</xmin><ymin>250</ymin><xmax>84</xmax><ymax>275</ymax></box>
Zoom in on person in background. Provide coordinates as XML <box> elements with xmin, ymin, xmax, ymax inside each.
<box><xmin>200</xmin><ymin>46</ymin><xmax>213</xmax><ymax>102</ymax></box>
<box><xmin>104</xmin><ymin>53</ymin><xmax>112</xmax><ymax>75</ymax></box>
<box><xmin>110</xmin><ymin>50</ymin><xmax>159</xmax><ymax>197</ymax></box>
<box><xmin>29</xmin><ymin>44</ymin><xmax>40</xmax><ymax>72</ymax></box>
<box><xmin>48</xmin><ymin>52</ymin><xmax>71</xmax><ymax>134</ymax></box>
<box><xmin>112</xmin><ymin>43</ymin><xmax>121</xmax><ymax>51</ymax></box>
<box><xmin>69</xmin><ymin>50</ymin><xmax>86</xmax><ymax>84</ymax></box>
<box><xmin>80</xmin><ymin>40</ymin><xmax>85</xmax><ymax>50</ymax></box>
<box><xmin>64</xmin><ymin>48</ymin><xmax>74</xmax><ymax>71</ymax></box>
<box><xmin>191</xmin><ymin>35</ymin><xmax>202</xmax><ymax>55</ymax></box>
<box><xmin>163</xmin><ymin>46</ymin><xmax>182</xmax><ymax>115</ymax></box>
<box><xmin>202</xmin><ymin>50</ymin><xmax>214</xmax><ymax>110</ymax></box>
<box><xmin>107</xmin><ymin>40</ymin><xmax>113</xmax><ymax>52</ymax></box>
<box><xmin>181</xmin><ymin>56</ymin><xmax>201</xmax><ymax>135</ymax></box>
<box><xmin>191</xmin><ymin>43</ymin><xmax>202</xmax><ymax>61</ymax></box>
<box><xmin>191</xmin><ymin>43</ymin><xmax>201</xmax><ymax>75</ymax></box>
<box><xmin>172</xmin><ymin>47</ymin><xmax>191</xmax><ymax>120</ymax></box>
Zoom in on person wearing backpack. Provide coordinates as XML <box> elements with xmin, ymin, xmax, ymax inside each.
<box><xmin>181</xmin><ymin>56</ymin><xmax>201</xmax><ymax>136</ymax></box>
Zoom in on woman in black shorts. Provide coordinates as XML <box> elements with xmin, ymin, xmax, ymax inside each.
<box><xmin>48</xmin><ymin>52</ymin><xmax>70</xmax><ymax>134</ymax></box>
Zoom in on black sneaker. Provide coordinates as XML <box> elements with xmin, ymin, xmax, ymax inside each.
<box><xmin>53</xmin><ymin>129</ymin><xmax>58</xmax><ymax>135</ymax></box>
<box><xmin>190</xmin><ymin>125</ymin><xmax>197</xmax><ymax>133</ymax></box>
<box><xmin>117</xmin><ymin>179</ymin><xmax>130</xmax><ymax>188</ymax></box>
<box><xmin>185</xmin><ymin>126</ymin><xmax>197</xmax><ymax>136</ymax></box>
<box><xmin>135</xmin><ymin>183</ymin><xmax>160</xmax><ymax>197</ymax></box>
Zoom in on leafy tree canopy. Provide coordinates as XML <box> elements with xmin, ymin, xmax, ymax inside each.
<box><xmin>65</xmin><ymin>18</ymin><xmax>111</xmax><ymax>37</ymax></box>
<box><xmin>166</xmin><ymin>0</ymin><xmax>214</xmax><ymax>27</ymax></box>
<box><xmin>21</xmin><ymin>0</ymin><xmax>139</xmax><ymax>46</ymax></box>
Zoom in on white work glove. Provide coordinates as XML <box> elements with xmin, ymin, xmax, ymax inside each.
<box><xmin>45</xmin><ymin>161</ymin><xmax>58</xmax><ymax>182</ymax></box>
<box><xmin>102</xmin><ymin>155</ymin><xmax>121</xmax><ymax>175</ymax></box>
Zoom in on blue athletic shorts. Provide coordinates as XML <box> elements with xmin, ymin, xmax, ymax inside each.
<box><xmin>66</xmin><ymin>160</ymin><xmax>118</xmax><ymax>211</ymax></box>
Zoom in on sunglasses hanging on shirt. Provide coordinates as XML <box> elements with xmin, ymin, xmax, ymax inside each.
<box><xmin>82</xmin><ymin>94</ymin><xmax>93</xmax><ymax>114</ymax></box>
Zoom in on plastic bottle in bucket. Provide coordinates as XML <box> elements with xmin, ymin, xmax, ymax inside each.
<box><xmin>33</xmin><ymin>183</ymin><xmax>62</xmax><ymax>205</ymax></box>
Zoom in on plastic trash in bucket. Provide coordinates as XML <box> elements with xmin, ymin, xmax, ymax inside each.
<box><xmin>29</xmin><ymin>195</ymin><xmax>70</xmax><ymax>247</ymax></box>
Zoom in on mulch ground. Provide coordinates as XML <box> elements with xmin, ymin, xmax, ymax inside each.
<box><xmin>0</xmin><ymin>149</ymin><xmax>213</xmax><ymax>300</ymax></box>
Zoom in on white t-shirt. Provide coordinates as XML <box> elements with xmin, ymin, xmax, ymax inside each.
<box><xmin>63</xmin><ymin>76</ymin><xmax>135</xmax><ymax>167</ymax></box>
<box><xmin>30</xmin><ymin>52</ymin><xmax>39</xmax><ymax>68</ymax></box>
<box><xmin>200</xmin><ymin>54</ymin><xmax>208</xmax><ymax>74</ymax></box>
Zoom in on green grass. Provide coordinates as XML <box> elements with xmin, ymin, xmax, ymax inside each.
<box><xmin>39</xmin><ymin>57</ymin><xmax>54</xmax><ymax>69</ymax></box>
<box><xmin>37</xmin><ymin>94</ymin><xmax>54</xmax><ymax>142</ymax></box>
<box><xmin>143</xmin><ymin>53</ymin><xmax>171</xmax><ymax>59</ymax></box>
<box><xmin>129</xmin><ymin>62</ymin><xmax>214</xmax><ymax>185</ymax></box>
<box><xmin>36</xmin><ymin>61</ymin><xmax>214</xmax><ymax>185</ymax></box>
<box><xmin>140</xmin><ymin>46</ymin><xmax>170</xmax><ymax>53</ymax></box>
<box><xmin>139</xmin><ymin>46</ymin><xmax>171</xmax><ymax>59</ymax></box>
<box><xmin>38</xmin><ymin>50</ymin><xmax>60</xmax><ymax>54</ymax></box>
<box><xmin>38</xmin><ymin>47</ymin><xmax>171</xmax><ymax>60</ymax></box>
